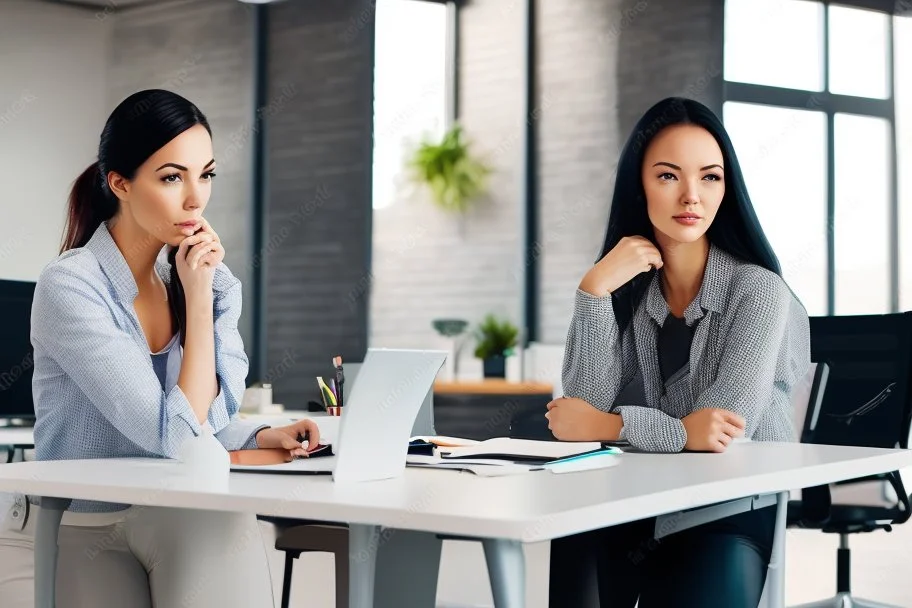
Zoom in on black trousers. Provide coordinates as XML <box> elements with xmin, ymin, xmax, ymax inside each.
<box><xmin>548</xmin><ymin>505</ymin><xmax>776</xmax><ymax>608</ymax></box>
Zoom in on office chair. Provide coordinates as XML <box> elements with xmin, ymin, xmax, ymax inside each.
<box><xmin>272</xmin><ymin>520</ymin><xmax>349</xmax><ymax>608</ymax></box>
<box><xmin>787</xmin><ymin>312</ymin><xmax>912</xmax><ymax>608</ymax></box>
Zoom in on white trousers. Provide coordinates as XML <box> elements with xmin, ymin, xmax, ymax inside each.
<box><xmin>0</xmin><ymin>503</ymin><xmax>275</xmax><ymax>608</ymax></box>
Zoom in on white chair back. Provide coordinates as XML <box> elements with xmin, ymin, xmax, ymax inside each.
<box><xmin>790</xmin><ymin>362</ymin><xmax>819</xmax><ymax>442</ymax></box>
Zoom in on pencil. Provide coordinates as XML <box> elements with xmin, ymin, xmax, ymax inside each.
<box><xmin>316</xmin><ymin>377</ymin><xmax>336</xmax><ymax>408</ymax></box>
<box><xmin>333</xmin><ymin>356</ymin><xmax>345</xmax><ymax>408</ymax></box>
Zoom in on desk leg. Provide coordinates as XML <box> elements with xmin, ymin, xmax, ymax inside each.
<box><xmin>34</xmin><ymin>497</ymin><xmax>71</xmax><ymax>608</ymax></box>
<box><xmin>482</xmin><ymin>539</ymin><xmax>525</xmax><ymax>608</ymax></box>
<box><xmin>374</xmin><ymin>530</ymin><xmax>442</xmax><ymax>608</ymax></box>
<box><xmin>349</xmin><ymin>524</ymin><xmax>380</xmax><ymax>608</ymax></box>
<box><xmin>764</xmin><ymin>491</ymin><xmax>789</xmax><ymax>608</ymax></box>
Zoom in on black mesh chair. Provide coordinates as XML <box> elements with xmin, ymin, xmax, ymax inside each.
<box><xmin>788</xmin><ymin>312</ymin><xmax>912</xmax><ymax>608</ymax></box>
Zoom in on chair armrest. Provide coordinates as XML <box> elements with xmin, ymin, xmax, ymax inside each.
<box><xmin>794</xmin><ymin>484</ymin><xmax>831</xmax><ymax>525</ymax></box>
<box><xmin>832</xmin><ymin>472</ymin><xmax>898</xmax><ymax>487</ymax></box>
<box><xmin>831</xmin><ymin>472</ymin><xmax>909</xmax><ymax>514</ymax></box>
<box><xmin>886</xmin><ymin>470</ymin><xmax>911</xmax><ymax>525</ymax></box>
<box><xmin>794</xmin><ymin>471</ymin><xmax>910</xmax><ymax>528</ymax></box>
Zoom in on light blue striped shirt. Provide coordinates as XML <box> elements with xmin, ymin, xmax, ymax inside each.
<box><xmin>30</xmin><ymin>222</ymin><xmax>265</xmax><ymax>512</ymax></box>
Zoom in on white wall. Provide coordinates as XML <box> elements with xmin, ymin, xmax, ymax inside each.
<box><xmin>0</xmin><ymin>1</ymin><xmax>111</xmax><ymax>281</ymax></box>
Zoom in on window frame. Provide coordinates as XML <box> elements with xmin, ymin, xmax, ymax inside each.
<box><xmin>723</xmin><ymin>0</ymin><xmax>900</xmax><ymax>315</ymax></box>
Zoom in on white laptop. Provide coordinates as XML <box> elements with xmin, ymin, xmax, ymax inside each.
<box><xmin>231</xmin><ymin>348</ymin><xmax>447</xmax><ymax>482</ymax></box>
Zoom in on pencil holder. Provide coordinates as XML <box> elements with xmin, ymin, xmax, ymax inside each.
<box><xmin>327</xmin><ymin>406</ymin><xmax>342</xmax><ymax>417</ymax></box>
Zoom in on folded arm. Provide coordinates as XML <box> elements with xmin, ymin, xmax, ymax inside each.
<box><xmin>614</xmin><ymin>275</ymin><xmax>810</xmax><ymax>452</ymax></box>
<box><xmin>560</xmin><ymin>290</ymin><xmax>636</xmax><ymax>440</ymax></box>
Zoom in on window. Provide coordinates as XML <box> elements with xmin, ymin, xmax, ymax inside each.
<box><xmin>724</xmin><ymin>103</ymin><xmax>828</xmax><ymax>315</ymax></box>
<box><xmin>371</xmin><ymin>0</ymin><xmax>448</xmax><ymax>211</ymax></box>
<box><xmin>833</xmin><ymin>113</ymin><xmax>891</xmax><ymax>314</ymax></box>
<box><xmin>898</xmin><ymin>15</ymin><xmax>912</xmax><ymax>311</ymax></box>
<box><xmin>724</xmin><ymin>0</ymin><xmax>824</xmax><ymax>91</ymax></box>
<box><xmin>828</xmin><ymin>5</ymin><xmax>890</xmax><ymax>99</ymax></box>
<box><xmin>724</xmin><ymin>0</ymin><xmax>901</xmax><ymax>315</ymax></box>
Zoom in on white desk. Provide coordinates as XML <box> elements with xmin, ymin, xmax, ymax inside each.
<box><xmin>2</xmin><ymin>442</ymin><xmax>911</xmax><ymax>607</ymax></box>
<box><xmin>0</xmin><ymin>411</ymin><xmax>333</xmax><ymax>450</ymax></box>
<box><xmin>0</xmin><ymin>428</ymin><xmax>36</xmax><ymax>447</ymax></box>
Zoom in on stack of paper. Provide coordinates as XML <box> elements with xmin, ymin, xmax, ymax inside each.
<box><xmin>405</xmin><ymin>455</ymin><xmax>538</xmax><ymax>477</ymax></box>
<box><xmin>437</xmin><ymin>437</ymin><xmax>604</xmax><ymax>462</ymax></box>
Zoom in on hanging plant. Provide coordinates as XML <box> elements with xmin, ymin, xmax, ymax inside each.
<box><xmin>407</xmin><ymin>123</ymin><xmax>492</xmax><ymax>214</ymax></box>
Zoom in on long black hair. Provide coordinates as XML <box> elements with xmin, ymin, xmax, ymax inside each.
<box><xmin>600</xmin><ymin>96</ymin><xmax>781</xmax><ymax>331</ymax></box>
<box><xmin>62</xmin><ymin>89</ymin><xmax>212</xmax><ymax>344</ymax></box>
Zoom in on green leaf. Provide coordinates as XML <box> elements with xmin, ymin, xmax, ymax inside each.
<box><xmin>473</xmin><ymin>314</ymin><xmax>520</xmax><ymax>360</ymax></box>
<box><xmin>407</xmin><ymin>123</ymin><xmax>492</xmax><ymax>214</ymax></box>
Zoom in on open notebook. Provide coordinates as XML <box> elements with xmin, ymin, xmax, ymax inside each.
<box><xmin>436</xmin><ymin>437</ymin><xmax>606</xmax><ymax>462</ymax></box>
<box><xmin>407</xmin><ymin>437</ymin><xmax>622</xmax><ymax>475</ymax></box>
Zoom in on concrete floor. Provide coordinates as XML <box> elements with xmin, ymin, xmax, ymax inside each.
<box><xmin>262</xmin><ymin>519</ymin><xmax>912</xmax><ymax>608</ymax></box>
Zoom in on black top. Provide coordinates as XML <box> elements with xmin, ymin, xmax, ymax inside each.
<box><xmin>658</xmin><ymin>313</ymin><xmax>697</xmax><ymax>383</ymax></box>
<box><xmin>655</xmin><ymin>311</ymin><xmax>774</xmax><ymax>550</ymax></box>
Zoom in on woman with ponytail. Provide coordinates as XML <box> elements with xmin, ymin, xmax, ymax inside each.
<box><xmin>0</xmin><ymin>89</ymin><xmax>319</xmax><ymax>607</ymax></box>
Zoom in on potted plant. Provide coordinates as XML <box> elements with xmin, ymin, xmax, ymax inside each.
<box><xmin>407</xmin><ymin>123</ymin><xmax>492</xmax><ymax>216</ymax></box>
<box><xmin>473</xmin><ymin>315</ymin><xmax>519</xmax><ymax>379</ymax></box>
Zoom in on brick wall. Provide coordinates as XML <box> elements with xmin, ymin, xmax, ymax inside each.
<box><xmin>108</xmin><ymin>0</ymin><xmax>375</xmax><ymax>405</ymax></box>
<box><xmin>369</xmin><ymin>0</ymin><xmax>525</xmax><ymax>378</ymax></box>
<box><xmin>263</xmin><ymin>0</ymin><xmax>374</xmax><ymax>406</ymax></box>
<box><xmin>538</xmin><ymin>0</ymin><xmax>724</xmax><ymax>344</ymax></box>
<box><xmin>536</xmin><ymin>0</ymin><xmax>627</xmax><ymax>345</ymax></box>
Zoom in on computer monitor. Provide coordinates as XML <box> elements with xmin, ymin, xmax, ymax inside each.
<box><xmin>0</xmin><ymin>279</ymin><xmax>36</xmax><ymax>425</ymax></box>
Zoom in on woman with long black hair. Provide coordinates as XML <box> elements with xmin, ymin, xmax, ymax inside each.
<box><xmin>546</xmin><ymin>97</ymin><xmax>811</xmax><ymax>607</ymax></box>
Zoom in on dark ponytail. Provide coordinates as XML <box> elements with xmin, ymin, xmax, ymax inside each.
<box><xmin>61</xmin><ymin>162</ymin><xmax>118</xmax><ymax>253</ymax></box>
<box><xmin>61</xmin><ymin>89</ymin><xmax>212</xmax><ymax>347</ymax></box>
